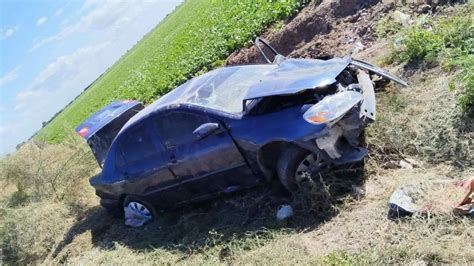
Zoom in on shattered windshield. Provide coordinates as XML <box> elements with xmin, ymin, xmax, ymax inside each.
<box><xmin>156</xmin><ymin>65</ymin><xmax>276</xmax><ymax>113</ymax></box>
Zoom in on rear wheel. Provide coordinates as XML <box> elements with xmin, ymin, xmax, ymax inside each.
<box><xmin>277</xmin><ymin>146</ymin><xmax>328</xmax><ymax>191</ymax></box>
<box><xmin>123</xmin><ymin>196</ymin><xmax>157</xmax><ymax>221</ymax></box>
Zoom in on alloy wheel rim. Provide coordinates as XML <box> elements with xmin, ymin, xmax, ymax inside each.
<box><xmin>128</xmin><ymin>201</ymin><xmax>152</xmax><ymax>217</ymax></box>
<box><xmin>295</xmin><ymin>153</ymin><xmax>326</xmax><ymax>186</ymax></box>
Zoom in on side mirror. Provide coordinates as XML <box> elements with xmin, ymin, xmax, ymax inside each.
<box><xmin>193</xmin><ymin>123</ymin><xmax>220</xmax><ymax>140</ymax></box>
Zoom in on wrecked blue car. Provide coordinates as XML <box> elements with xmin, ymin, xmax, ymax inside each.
<box><xmin>77</xmin><ymin>39</ymin><xmax>407</xmax><ymax>219</ymax></box>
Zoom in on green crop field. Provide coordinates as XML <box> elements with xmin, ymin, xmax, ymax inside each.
<box><xmin>35</xmin><ymin>0</ymin><xmax>306</xmax><ymax>143</ymax></box>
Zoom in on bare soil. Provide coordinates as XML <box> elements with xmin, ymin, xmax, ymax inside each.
<box><xmin>226</xmin><ymin>0</ymin><xmax>392</xmax><ymax>64</ymax></box>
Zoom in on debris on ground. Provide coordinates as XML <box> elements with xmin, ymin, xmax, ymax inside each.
<box><xmin>388</xmin><ymin>183</ymin><xmax>420</xmax><ymax>219</ymax></box>
<box><xmin>351</xmin><ymin>185</ymin><xmax>365</xmax><ymax>199</ymax></box>
<box><xmin>399</xmin><ymin>160</ymin><xmax>414</xmax><ymax>170</ymax></box>
<box><xmin>415</xmin><ymin>4</ymin><xmax>432</xmax><ymax>14</ymax></box>
<box><xmin>276</xmin><ymin>205</ymin><xmax>294</xmax><ymax>220</ymax></box>
<box><xmin>124</xmin><ymin>206</ymin><xmax>152</xmax><ymax>228</ymax></box>
<box><xmin>388</xmin><ymin>177</ymin><xmax>474</xmax><ymax>219</ymax></box>
<box><xmin>404</xmin><ymin>157</ymin><xmax>421</xmax><ymax>168</ymax></box>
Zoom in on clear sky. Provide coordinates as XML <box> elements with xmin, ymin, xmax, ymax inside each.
<box><xmin>0</xmin><ymin>0</ymin><xmax>183</xmax><ymax>156</ymax></box>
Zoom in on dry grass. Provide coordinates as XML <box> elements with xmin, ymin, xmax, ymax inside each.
<box><xmin>39</xmin><ymin>166</ymin><xmax>472</xmax><ymax>265</ymax></box>
<box><xmin>0</xmin><ymin>135</ymin><xmax>98</xmax><ymax>208</ymax></box>
<box><xmin>226</xmin><ymin>166</ymin><xmax>474</xmax><ymax>265</ymax></box>
<box><xmin>366</xmin><ymin>67</ymin><xmax>473</xmax><ymax>167</ymax></box>
<box><xmin>0</xmin><ymin>135</ymin><xmax>99</xmax><ymax>264</ymax></box>
<box><xmin>0</xmin><ymin>202</ymin><xmax>74</xmax><ymax>264</ymax></box>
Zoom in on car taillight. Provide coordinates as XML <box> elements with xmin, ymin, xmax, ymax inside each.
<box><xmin>303</xmin><ymin>91</ymin><xmax>363</xmax><ymax>125</ymax></box>
<box><xmin>78</xmin><ymin>127</ymin><xmax>89</xmax><ymax>138</ymax></box>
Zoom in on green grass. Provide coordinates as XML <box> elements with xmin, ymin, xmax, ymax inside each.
<box><xmin>35</xmin><ymin>0</ymin><xmax>307</xmax><ymax>143</ymax></box>
<box><xmin>385</xmin><ymin>4</ymin><xmax>474</xmax><ymax>112</ymax></box>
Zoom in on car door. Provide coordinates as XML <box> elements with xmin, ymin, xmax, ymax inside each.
<box><xmin>154</xmin><ymin>110</ymin><xmax>258</xmax><ymax>203</ymax></box>
<box><xmin>118</xmin><ymin>123</ymin><xmax>178</xmax><ymax>207</ymax></box>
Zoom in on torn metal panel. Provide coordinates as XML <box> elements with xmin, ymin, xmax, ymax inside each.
<box><xmin>357</xmin><ymin>70</ymin><xmax>376</xmax><ymax>121</ymax></box>
<box><xmin>351</xmin><ymin>58</ymin><xmax>408</xmax><ymax>87</ymax></box>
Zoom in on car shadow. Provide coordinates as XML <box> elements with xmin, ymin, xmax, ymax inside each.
<box><xmin>52</xmin><ymin>167</ymin><xmax>365</xmax><ymax>261</ymax></box>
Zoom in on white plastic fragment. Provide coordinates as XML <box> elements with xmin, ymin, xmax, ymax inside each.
<box><xmin>357</xmin><ymin>70</ymin><xmax>376</xmax><ymax>121</ymax></box>
<box><xmin>404</xmin><ymin>157</ymin><xmax>421</xmax><ymax>167</ymax></box>
<box><xmin>124</xmin><ymin>206</ymin><xmax>152</xmax><ymax>228</ymax></box>
<box><xmin>351</xmin><ymin>185</ymin><xmax>365</xmax><ymax>199</ymax></box>
<box><xmin>276</xmin><ymin>205</ymin><xmax>294</xmax><ymax>221</ymax></box>
<box><xmin>388</xmin><ymin>184</ymin><xmax>420</xmax><ymax>219</ymax></box>
<box><xmin>399</xmin><ymin>160</ymin><xmax>414</xmax><ymax>170</ymax></box>
<box><xmin>351</xmin><ymin>41</ymin><xmax>365</xmax><ymax>55</ymax></box>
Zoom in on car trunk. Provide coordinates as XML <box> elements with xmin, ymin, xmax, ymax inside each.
<box><xmin>75</xmin><ymin>100</ymin><xmax>144</xmax><ymax>167</ymax></box>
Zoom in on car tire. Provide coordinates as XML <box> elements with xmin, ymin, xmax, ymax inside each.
<box><xmin>123</xmin><ymin>196</ymin><xmax>158</xmax><ymax>221</ymax></box>
<box><xmin>277</xmin><ymin>146</ymin><xmax>312</xmax><ymax>192</ymax></box>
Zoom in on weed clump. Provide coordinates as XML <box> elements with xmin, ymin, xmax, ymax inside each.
<box><xmin>388</xmin><ymin>5</ymin><xmax>474</xmax><ymax>111</ymax></box>
<box><xmin>0</xmin><ymin>137</ymin><xmax>97</xmax><ymax>206</ymax></box>
<box><xmin>0</xmin><ymin>137</ymin><xmax>99</xmax><ymax>264</ymax></box>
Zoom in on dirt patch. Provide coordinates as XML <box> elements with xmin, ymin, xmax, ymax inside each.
<box><xmin>226</xmin><ymin>0</ymin><xmax>393</xmax><ymax>65</ymax></box>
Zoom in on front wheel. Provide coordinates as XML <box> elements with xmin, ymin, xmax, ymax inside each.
<box><xmin>123</xmin><ymin>196</ymin><xmax>157</xmax><ymax>221</ymax></box>
<box><xmin>277</xmin><ymin>146</ymin><xmax>329</xmax><ymax>192</ymax></box>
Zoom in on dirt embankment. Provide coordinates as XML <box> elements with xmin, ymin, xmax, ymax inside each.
<box><xmin>227</xmin><ymin>0</ymin><xmax>390</xmax><ymax>64</ymax></box>
<box><xmin>227</xmin><ymin>0</ymin><xmax>462</xmax><ymax>64</ymax></box>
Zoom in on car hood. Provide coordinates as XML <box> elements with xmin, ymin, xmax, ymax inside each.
<box><xmin>243</xmin><ymin>57</ymin><xmax>351</xmax><ymax>101</ymax></box>
<box><xmin>243</xmin><ymin>56</ymin><xmax>407</xmax><ymax>101</ymax></box>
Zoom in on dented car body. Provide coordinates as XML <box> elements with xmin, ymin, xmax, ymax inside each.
<box><xmin>78</xmin><ymin>39</ymin><xmax>406</xmax><ymax>218</ymax></box>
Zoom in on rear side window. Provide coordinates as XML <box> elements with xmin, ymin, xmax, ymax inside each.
<box><xmin>119</xmin><ymin>125</ymin><xmax>156</xmax><ymax>164</ymax></box>
<box><xmin>154</xmin><ymin>112</ymin><xmax>208</xmax><ymax>148</ymax></box>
